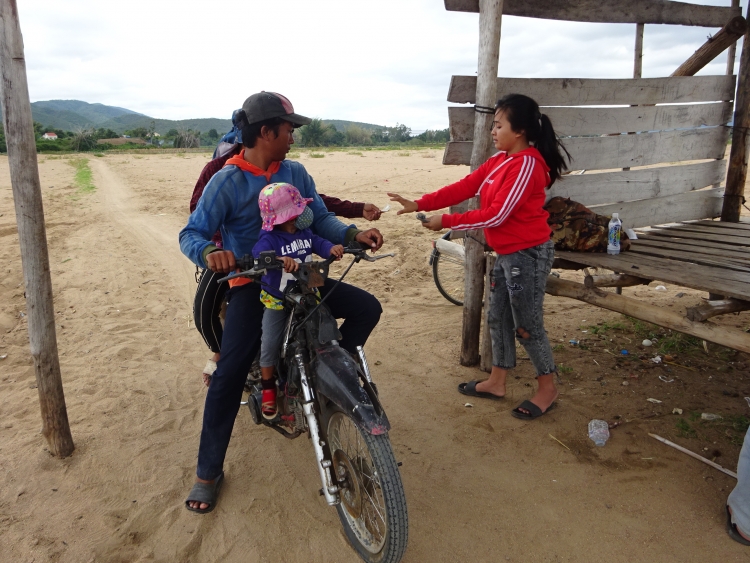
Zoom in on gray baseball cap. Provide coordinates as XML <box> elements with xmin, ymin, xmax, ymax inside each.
<box><xmin>241</xmin><ymin>92</ymin><xmax>312</xmax><ymax>127</ymax></box>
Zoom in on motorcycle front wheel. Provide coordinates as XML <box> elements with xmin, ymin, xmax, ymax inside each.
<box><xmin>326</xmin><ymin>410</ymin><xmax>408</xmax><ymax>563</ymax></box>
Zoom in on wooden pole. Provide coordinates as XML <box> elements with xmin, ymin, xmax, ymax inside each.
<box><xmin>671</xmin><ymin>15</ymin><xmax>747</xmax><ymax>77</ymax></box>
<box><xmin>634</xmin><ymin>23</ymin><xmax>644</xmax><ymax>79</ymax></box>
<box><xmin>546</xmin><ymin>276</ymin><xmax>750</xmax><ymax>353</ymax></box>
<box><xmin>480</xmin><ymin>253</ymin><xmax>496</xmax><ymax>372</ymax></box>
<box><xmin>462</xmin><ymin>0</ymin><xmax>502</xmax><ymax>366</ymax></box>
<box><xmin>649</xmin><ymin>434</ymin><xmax>737</xmax><ymax>479</ymax></box>
<box><xmin>0</xmin><ymin>1</ymin><xmax>74</xmax><ymax>457</ymax></box>
<box><xmin>727</xmin><ymin>0</ymin><xmax>741</xmax><ymax>75</ymax></box>
<box><xmin>722</xmin><ymin>4</ymin><xmax>750</xmax><ymax>222</ymax></box>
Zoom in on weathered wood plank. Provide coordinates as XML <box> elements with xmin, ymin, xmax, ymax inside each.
<box><xmin>691</xmin><ymin>219</ymin><xmax>750</xmax><ymax>230</ymax></box>
<box><xmin>545</xmin><ymin>277</ymin><xmax>750</xmax><ymax>354</ymax></box>
<box><xmin>548</xmin><ymin>161</ymin><xmax>726</xmax><ymax>206</ymax></box>
<box><xmin>448</xmin><ymin>75</ymin><xmax>736</xmax><ymax>105</ymax></box>
<box><xmin>445</xmin><ymin>0</ymin><xmax>741</xmax><ymax>27</ymax></box>
<box><xmin>645</xmin><ymin>226</ymin><xmax>750</xmax><ymax>246</ymax></box>
<box><xmin>554</xmin><ymin>250</ymin><xmax>750</xmax><ymax>300</ymax></box>
<box><xmin>449</xmin><ymin>102</ymin><xmax>733</xmax><ymax>140</ymax></box>
<box><xmin>627</xmin><ymin>243</ymin><xmax>750</xmax><ymax>273</ymax></box>
<box><xmin>632</xmin><ymin>237</ymin><xmax>750</xmax><ymax>261</ymax></box>
<box><xmin>651</xmin><ymin>223</ymin><xmax>750</xmax><ymax>238</ymax></box>
<box><xmin>444</xmin><ymin>127</ymin><xmax>730</xmax><ymax>169</ymax></box>
<box><xmin>589</xmin><ymin>188</ymin><xmax>723</xmax><ymax>229</ymax></box>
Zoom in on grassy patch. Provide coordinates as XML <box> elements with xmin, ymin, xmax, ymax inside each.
<box><xmin>587</xmin><ymin>321</ymin><xmax>627</xmax><ymax>335</ymax></box>
<box><xmin>347</xmin><ymin>151</ymin><xmax>363</xmax><ymax>156</ymax></box>
<box><xmin>558</xmin><ymin>364</ymin><xmax>573</xmax><ymax>375</ymax></box>
<box><xmin>397</xmin><ymin>151</ymin><xmax>411</xmax><ymax>157</ymax></box>
<box><xmin>287</xmin><ymin>152</ymin><xmax>301</xmax><ymax>159</ymax></box>
<box><xmin>310</xmin><ymin>153</ymin><xmax>325</xmax><ymax>158</ymax></box>
<box><xmin>553</xmin><ymin>343</ymin><xmax>565</xmax><ymax>352</ymax></box>
<box><xmin>93</xmin><ymin>152</ymin><xmax>104</xmax><ymax>157</ymax></box>
<box><xmin>67</xmin><ymin>158</ymin><xmax>95</xmax><ymax>194</ymax></box>
<box><xmin>675</xmin><ymin>418</ymin><xmax>697</xmax><ymax>438</ymax></box>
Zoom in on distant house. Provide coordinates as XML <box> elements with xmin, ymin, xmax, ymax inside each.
<box><xmin>41</xmin><ymin>132</ymin><xmax>58</xmax><ymax>140</ymax></box>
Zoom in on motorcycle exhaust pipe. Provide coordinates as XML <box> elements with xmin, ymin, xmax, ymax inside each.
<box><xmin>295</xmin><ymin>353</ymin><xmax>340</xmax><ymax>506</ymax></box>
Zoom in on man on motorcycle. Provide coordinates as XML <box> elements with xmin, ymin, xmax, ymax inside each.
<box><xmin>179</xmin><ymin>91</ymin><xmax>384</xmax><ymax>513</ymax></box>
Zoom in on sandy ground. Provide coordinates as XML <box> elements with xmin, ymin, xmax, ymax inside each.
<box><xmin>1</xmin><ymin>148</ymin><xmax>750</xmax><ymax>562</ymax></box>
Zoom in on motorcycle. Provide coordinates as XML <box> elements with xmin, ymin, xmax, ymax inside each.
<box><xmin>219</xmin><ymin>244</ymin><xmax>408</xmax><ymax>563</ymax></box>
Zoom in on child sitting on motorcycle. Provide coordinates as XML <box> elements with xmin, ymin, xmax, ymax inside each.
<box><xmin>253</xmin><ymin>183</ymin><xmax>344</xmax><ymax>419</ymax></box>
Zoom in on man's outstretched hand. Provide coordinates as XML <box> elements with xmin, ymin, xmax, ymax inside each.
<box><xmin>362</xmin><ymin>204</ymin><xmax>382</xmax><ymax>221</ymax></box>
<box><xmin>355</xmin><ymin>228</ymin><xmax>384</xmax><ymax>252</ymax></box>
<box><xmin>206</xmin><ymin>250</ymin><xmax>237</xmax><ymax>273</ymax></box>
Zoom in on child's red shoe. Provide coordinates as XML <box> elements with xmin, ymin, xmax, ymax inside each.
<box><xmin>261</xmin><ymin>387</ymin><xmax>277</xmax><ymax>420</ymax></box>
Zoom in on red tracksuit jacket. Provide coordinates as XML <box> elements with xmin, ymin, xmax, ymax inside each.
<box><xmin>416</xmin><ymin>147</ymin><xmax>551</xmax><ymax>255</ymax></box>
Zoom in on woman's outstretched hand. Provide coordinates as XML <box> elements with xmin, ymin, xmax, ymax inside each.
<box><xmin>387</xmin><ymin>192</ymin><xmax>418</xmax><ymax>215</ymax></box>
<box><xmin>421</xmin><ymin>215</ymin><xmax>444</xmax><ymax>231</ymax></box>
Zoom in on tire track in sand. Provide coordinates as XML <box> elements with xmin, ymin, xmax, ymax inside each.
<box><xmin>89</xmin><ymin>158</ymin><xmax>196</xmax><ymax>307</ymax></box>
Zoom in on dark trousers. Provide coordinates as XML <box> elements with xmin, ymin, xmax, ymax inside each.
<box><xmin>196</xmin><ymin>279</ymin><xmax>382</xmax><ymax>480</ymax></box>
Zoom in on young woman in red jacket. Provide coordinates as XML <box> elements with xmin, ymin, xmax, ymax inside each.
<box><xmin>389</xmin><ymin>94</ymin><xmax>570</xmax><ymax>420</ymax></box>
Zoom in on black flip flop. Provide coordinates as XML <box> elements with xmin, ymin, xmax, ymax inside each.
<box><xmin>727</xmin><ymin>506</ymin><xmax>750</xmax><ymax>546</ymax></box>
<box><xmin>458</xmin><ymin>380</ymin><xmax>505</xmax><ymax>401</ymax></box>
<box><xmin>511</xmin><ymin>400</ymin><xmax>556</xmax><ymax>420</ymax></box>
<box><xmin>185</xmin><ymin>471</ymin><xmax>224</xmax><ymax>514</ymax></box>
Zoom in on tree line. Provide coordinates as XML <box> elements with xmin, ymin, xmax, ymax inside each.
<box><xmin>295</xmin><ymin>119</ymin><xmax>449</xmax><ymax>147</ymax></box>
<box><xmin>0</xmin><ymin>119</ymin><xmax>449</xmax><ymax>153</ymax></box>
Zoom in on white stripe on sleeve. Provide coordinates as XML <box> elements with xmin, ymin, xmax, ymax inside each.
<box><xmin>450</xmin><ymin>156</ymin><xmax>535</xmax><ymax>231</ymax></box>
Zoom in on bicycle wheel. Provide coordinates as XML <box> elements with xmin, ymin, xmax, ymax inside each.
<box><xmin>432</xmin><ymin>233</ymin><xmax>465</xmax><ymax>306</ymax></box>
<box><xmin>327</xmin><ymin>410</ymin><xmax>408</xmax><ymax>563</ymax></box>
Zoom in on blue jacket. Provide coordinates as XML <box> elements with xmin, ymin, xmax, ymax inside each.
<box><xmin>179</xmin><ymin>160</ymin><xmax>354</xmax><ymax>268</ymax></box>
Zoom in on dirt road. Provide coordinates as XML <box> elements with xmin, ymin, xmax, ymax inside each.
<box><xmin>0</xmin><ymin>151</ymin><xmax>748</xmax><ymax>562</ymax></box>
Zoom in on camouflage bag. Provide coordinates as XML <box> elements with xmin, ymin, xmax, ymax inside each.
<box><xmin>544</xmin><ymin>196</ymin><xmax>630</xmax><ymax>253</ymax></box>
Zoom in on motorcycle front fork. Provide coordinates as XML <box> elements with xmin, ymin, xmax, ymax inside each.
<box><xmin>295</xmin><ymin>352</ymin><xmax>340</xmax><ymax>506</ymax></box>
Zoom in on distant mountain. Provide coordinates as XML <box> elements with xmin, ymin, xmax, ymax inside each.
<box><xmin>27</xmin><ymin>99</ymin><xmax>388</xmax><ymax>137</ymax></box>
<box><xmin>28</xmin><ymin>100</ymin><xmax>232</xmax><ymax>136</ymax></box>
<box><xmin>323</xmin><ymin>119</ymin><xmax>384</xmax><ymax>132</ymax></box>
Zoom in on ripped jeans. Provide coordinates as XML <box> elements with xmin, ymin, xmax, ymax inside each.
<box><xmin>488</xmin><ymin>240</ymin><xmax>556</xmax><ymax>376</ymax></box>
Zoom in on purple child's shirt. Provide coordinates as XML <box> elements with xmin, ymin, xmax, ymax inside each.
<box><xmin>252</xmin><ymin>227</ymin><xmax>335</xmax><ymax>300</ymax></box>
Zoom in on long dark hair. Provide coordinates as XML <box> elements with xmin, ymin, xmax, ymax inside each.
<box><xmin>494</xmin><ymin>94</ymin><xmax>571</xmax><ymax>186</ymax></box>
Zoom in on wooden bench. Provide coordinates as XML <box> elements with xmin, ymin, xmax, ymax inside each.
<box><xmin>444</xmin><ymin>73</ymin><xmax>750</xmax><ymax>354</ymax></box>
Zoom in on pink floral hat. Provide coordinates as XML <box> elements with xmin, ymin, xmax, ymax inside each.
<box><xmin>258</xmin><ymin>182</ymin><xmax>313</xmax><ymax>231</ymax></box>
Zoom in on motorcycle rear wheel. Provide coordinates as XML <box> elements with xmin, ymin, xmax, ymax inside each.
<box><xmin>326</xmin><ymin>410</ymin><xmax>408</xmax><ymax>563</ymax></box>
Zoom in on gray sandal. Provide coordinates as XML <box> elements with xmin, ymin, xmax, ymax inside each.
<box><xmin>185</xmin><ymin>471</ymin><xmax>224</xmax><ymax>514</ymax></box>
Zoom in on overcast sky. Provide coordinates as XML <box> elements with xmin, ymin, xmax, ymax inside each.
<box><xmin>18</xmin><ymin>0</ymin><xmax>747</xmax><ymax>131</ymax></box>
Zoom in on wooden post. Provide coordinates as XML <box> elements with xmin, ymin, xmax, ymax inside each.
<box><xmin>722</xmin><ymin>4</ymin><xmax>750</xmax><ymax>222</ymax></box>
<box><xmin>727</xmin><ymin>0</ymin><xmax>740</xmax><ymax>75</ymax></box>
<box><xmin>0</xmin><ymin>1</ymin><xmax>74</xmax><ymax>457</ymax></box>
<box><xmin>671</xmin><ymin>15</ymin><xmax>747</xmax><ymax>77</ymax></box>
<box><xmin>634</xmin><ymin>23</ymin><xmax>644</xmax><ymax>79</ymax></box>
<box><xmin>461</xmin><ymin>0</ymin><xmax>502</xmax><ymax>366</ymax></box>
<box><xmin>480</xmin><ymin>254</ymin><xmax>496</xmax><ymax>372</ymax></box>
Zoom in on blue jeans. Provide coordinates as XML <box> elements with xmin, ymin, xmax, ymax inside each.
<box><xmin>196</xmin><ymin>279</ymin><xmax>382</xmax><ymax>481</ymax></box>
<box><xmin>728</xmin><ymin>425</ymin><xmax>750</xmax><ymax>537</ymax></box>
<box><xmin>488</xmin><ymin>240</ymin><xmax>556</xmax><ymax>376</ymax></box>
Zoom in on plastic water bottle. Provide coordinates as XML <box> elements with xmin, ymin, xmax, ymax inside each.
<box><xmin>607</xmin><ymin>213</ymin><xmax>622</xmax><ymax>255</ymax></box>
<box><xmin>588</xmin><ymin>419</ymin><xmax>610</xmax><ymax>447</ymax></box>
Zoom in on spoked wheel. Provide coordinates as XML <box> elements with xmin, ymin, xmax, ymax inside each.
<box><xmin>327</xmin><ymin>411</ymin><xmax>408</xmax><ymax>563</ymax></box>
<box><xmin>432</xmin><ymin>232</ymin><xmax>465</xmax><ymax>306</ymax></box>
